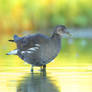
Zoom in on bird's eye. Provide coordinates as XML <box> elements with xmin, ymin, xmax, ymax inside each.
<box><xmin>57</xmin><ymin>28</ymin><xmax>61</xmax><ymax>31</ymax></box>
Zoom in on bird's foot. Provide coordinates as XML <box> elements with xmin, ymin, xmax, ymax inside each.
<box><xmin>40</xmin><ymin>65</ymin><xmax>46</xmax><ymax>72</ymax></box>
<box><xmin>40</xmin><ymin>66</ymin><xmax>43</xmax><ymax>72</ymax></box>
<box><xmin>31</xmin><ymin>65</ymin><xmax>34</xmax><ymax>72</ymax></box>
<box><xmin>31</xmin><ymin>68</ymin><xmax>33</xmax><ymax>72</ymax></box>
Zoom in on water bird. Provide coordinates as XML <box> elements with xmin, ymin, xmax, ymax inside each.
<box><xmin>6</xmin><ymin>25</ymin><xmax>70</xmax><ymax>72</ymax></box>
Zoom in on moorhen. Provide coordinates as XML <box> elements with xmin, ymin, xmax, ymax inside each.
<box><xmin>6</xmin><ymin>25</ymin><xmax>70</xmax><ymax>72</ymax></box>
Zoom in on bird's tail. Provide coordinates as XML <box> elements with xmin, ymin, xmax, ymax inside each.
<box><xmin>8</xmin><ymin>40</ymin><xmax>14</xmax><ymax>42</ymax></box>
<box><xmin>8</xmin><ymin>34</ymin><xmax>21</xmax><ymax>42</ymax></box>
<box><xmin>6</xmin><ymin>49</ymin><xmax>18</xmax><ymax>55</ymax></box>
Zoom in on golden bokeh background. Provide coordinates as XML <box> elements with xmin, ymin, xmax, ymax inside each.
<box><xmin>0</xmin><ymin>0</ymin><xmax>92</xmax><ymax>92</ymax></box>
<box><xmin>0</xmin><ymin>0</ymin><xmax>92</xmax><ymax>67</ymax></box>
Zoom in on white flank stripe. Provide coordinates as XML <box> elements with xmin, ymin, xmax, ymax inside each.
<box><xmin>28</xmin><ymin>48</ymin><xmax>36</xmax><ymax>51</ymax></box>
<box><xmin>21</xmin><ymin>51</ymin><xmax>25</xmax><ymax>54</ymax></box>
<box><xmin>7</xmin><ymin>49</ymin><xmax>18</xmax><ymax>55</ymax></box>
<box><xmin>35</xmin><ymin>44</ymin><xmax>40</xmax><ymax>47</ymax></box>
<box><xmin>34</xmin><ymin>47</ymin><xmax>39</xmax><ymax>49</ymax></box>
<box><xmin>28</xmin><ymin>47</ymin><xmax>39</xmax><ymax>51</ymax></box>
<box><xmin>21</xmin><ymin>51</ymin><xmax>32</xmax><ymax>54</ymax></box>
<box><xmin>26</xmin><ymin>51</ymin><xmax>32</xmax><ymax>53</ymax></box>
<box><xmin>21</xmin><ymin>46</ymin><xmax>40</xmax><ymax>55</ymax></box>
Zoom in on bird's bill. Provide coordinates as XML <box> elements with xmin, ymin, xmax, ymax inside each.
<box><xmin>65</xmin><ymin>31</ymin><xmax>72</xmax><ymax>37</ymax></box>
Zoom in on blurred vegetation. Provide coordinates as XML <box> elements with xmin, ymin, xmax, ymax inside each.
<box><xmin>0</xmin><ymin>0</ymin><xmax>92</xmax><ymax>67</ymax></box>
<box><xmin>0</xmin><ymin>0</ymin><xmax>92</xmax><ymax>35</ymax></box>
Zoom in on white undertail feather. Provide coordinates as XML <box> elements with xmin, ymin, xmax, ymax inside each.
<box><xmin>7</xmin><ymin>49</ymin><xmax>18</xmax><ymax>55</ymax></box>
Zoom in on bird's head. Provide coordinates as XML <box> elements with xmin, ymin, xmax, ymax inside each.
<box><xmin>54</xmin><ymin>25</ymin><xmax>71</xmax><ymax>37</ymax></box>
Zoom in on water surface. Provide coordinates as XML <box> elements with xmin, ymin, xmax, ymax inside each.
<box><xmin>0</xmin><ymin>36</ymin><xmax>92</xmax><ymax>92</ymax></box>
<box><xmin>0</xmin><ymin>66</ymin><xmax>92</xmax><ymax>92</ymax></box>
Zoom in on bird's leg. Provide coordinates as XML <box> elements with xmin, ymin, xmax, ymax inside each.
<box><xmin>43</xmin><ymin>65</ymin><xmax>46</xmax><ymax>72</ymax></box>
<box><xmin>40</xmin><ymin>66</ymin><xmax>43</xmax><ymax>72</ymax></box>
<box><xmin>31</xmin><ymin>65</ymin><xmax>34</xmax><ymax>72</ymax></box>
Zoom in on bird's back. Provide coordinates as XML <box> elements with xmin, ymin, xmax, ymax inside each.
<box><xmin>16</xmin><ymin>33</ymin><xmax>61</xmax><ymax>66</ymax></box>
<box><xmin>17</xmin><ymin>34</ymin><xmax>50</xmax><ymax>66</ymax></box>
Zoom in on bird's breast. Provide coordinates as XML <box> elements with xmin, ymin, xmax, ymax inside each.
<box><xmin>40</xmin><ymin>40</ymin><xmax>61</xmax><ymax>63</ymax></box>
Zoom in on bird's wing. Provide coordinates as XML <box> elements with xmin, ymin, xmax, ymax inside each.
<box><xmin>20</xmin><ymin>43</ymin><xmax>40</xmax><ymax>55</ymax></box>
<box><xmin>16</xmin><ymin>33</ymin><xmax>50</xmax><ymax>50</ymax></box>
<box><xmin>18</xmin><ymin>43</ymin><xmax>41</xmax><ymax>64</ymax></box>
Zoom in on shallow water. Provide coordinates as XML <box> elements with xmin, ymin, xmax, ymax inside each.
<box><xmin>0</xmin><ymin>66</ymin><xmax>92</xmax><ymax>92</ymax></box>
<box><xmin>1</xmin><ymin>36</ymin><xmax>92</xmax><ymax>92</ymax></box>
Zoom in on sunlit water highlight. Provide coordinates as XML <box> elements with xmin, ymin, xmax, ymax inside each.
<box><xmin>0</xmin><ymin>66</ymin><xmax>92</xmax><ymax>92</ymax></box>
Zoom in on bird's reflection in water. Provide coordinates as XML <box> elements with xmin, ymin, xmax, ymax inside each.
<box><xmin>17</xmin><ymin>71</ymin><xmax>59</xmax><ymax>92</ymax></box>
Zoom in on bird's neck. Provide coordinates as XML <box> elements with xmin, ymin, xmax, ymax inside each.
<box><xmin>51</xmin><ymin>33</ymin><xmax>61</xmax><ymax>40</ymax></box>
<box><xmin>50</xmin><ymin>33</ymin><xmax>61</xmax><ymax>55</ymax></box>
